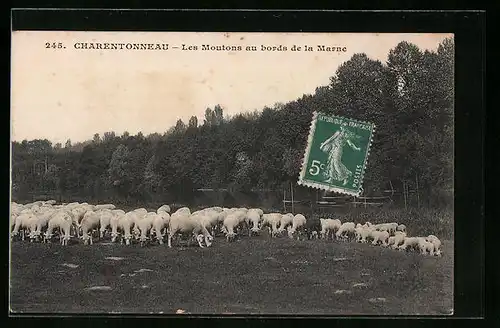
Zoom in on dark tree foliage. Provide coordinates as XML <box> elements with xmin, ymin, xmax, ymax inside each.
<box><xmin>11</xmin><ymin>39</ymin><xmax>454</xmax><ymax>208</ymax></box>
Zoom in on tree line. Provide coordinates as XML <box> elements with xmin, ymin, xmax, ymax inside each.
<box><xmin>11</xmin><ymin>39</ymin><xmax>454</xmax><ymax>209</ymax></box>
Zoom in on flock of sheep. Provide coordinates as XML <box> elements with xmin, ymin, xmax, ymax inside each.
<box><xmin>10</xmin><ymin>200</ymin><xmax>442</xmax><ymax>256</ymax></box>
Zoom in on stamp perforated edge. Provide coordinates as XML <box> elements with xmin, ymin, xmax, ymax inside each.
<box><xmin>296</xmin><ymin>111</ymin><xmax>376</xmax><ymax>197</ymax></box>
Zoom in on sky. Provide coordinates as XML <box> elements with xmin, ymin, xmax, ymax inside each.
<box><xmin>11</xmin><ymin>31</ymin><xmax>452</xmax><ymax>144</ymax></box>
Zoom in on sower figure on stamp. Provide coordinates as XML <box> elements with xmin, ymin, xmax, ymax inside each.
<box><xmin>320</xmin><ymin>125</ymin><xmax>361</xmax><ymax>186</ymax></box>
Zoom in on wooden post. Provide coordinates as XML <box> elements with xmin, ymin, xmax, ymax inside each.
<box><xmin>290</xmin><ymin>181</ymin><xmax>294</xmax><ymax>215</ymax></box>
<box><xmin>364</xmin><ymin>195</ymin><xmax>367</xmax><ymax>209</ymax></box>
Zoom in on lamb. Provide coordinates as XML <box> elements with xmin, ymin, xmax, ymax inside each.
<box><xmin>80</xmin><ymin>211</ymin><xmax>101</xmax><ymax>245</ymax></box>
<box><xmin>287</xmin><ymin>214</ymin><xmax>307</xmax><ymax>240</ymax></box>
<box><xmin>168</xmin><ymin>213</ymin><xmax>213</xmax><ymax>248</ymax></box>
<box><xmin>371</xmin><ymin>230</ymin><xmax>390</xmax><ymax>246</ymax></box>
<box><xmin>277</xmin><ymin>213</ymin><xmax>295</xmax><ymax>235</ymax></box>
<box><xmin>335</xmin><ymin>222</ymin><xmax>356</xmax><ymax>241</ymax></box>
<box><xmin>320</xmin><ymin>218</ymin><xmax>342</xmax><ymax>240</ymax></box>
<box><xmin>426</xmin><ymin>235</ymin><xmax>442</xmax><ymax>256</ymax></box>
<box><xmin>44</xmin><ymin>211</ymin><xmax>73</xmax><ymax>245</ymax></box>
<box><xmin>261</xmin><ymin>213</ymin><xmax>283</xmax><ymax>237</ymax></box>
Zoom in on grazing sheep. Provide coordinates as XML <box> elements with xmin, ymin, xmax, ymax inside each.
<box><xmin>44</xmin><ymin>211</ymin><xmax>73</xmax><ymax>245</ymax></box>
<box><xmin>320</xmin><ymin>218</ymin><xmax>342</xmax><ymax>240</ymax></box>
<box><xmin>151</xmin><ymin>211</ymin><xmax>170</xmax><ymax>245</ymax></box>
<box><xmin>418</xmin><ymin>238</ymin><xmax>436</xmax><ymax>255</ymax></box>
<box><xmin>118</xmin><ymin>213</ymin><xmax>134</xmax><ymax>245</ymax></box>
<box><xmin>80</xmin><ymin>211</ymin><xmax>101</xmax><ymax>245</ymax></box>
<box><xmin>398</xmin><ymin>237</ymin><xmax>422</xmax><ymax>252</ymax></box>
<box><xmin>135</xmin><ymin>212</ymin><xmax>156</xmax><ymax>246</ymax></box>
<box><xmin>396</xmin><ymin>224</ymin><xmax>406</xmax><ymax>233</ymax></box>
<box><xmin>261</xmin><ymin>213</ymin><xmax>282</xmax><ymax>238</ymax></box>
<box><xmin>335</xmin><ymin>222</ymin><xmax>356</xmax><ymax>241</ymax></box>
<box><xmin>287</xmin><ymin>214</ymin><xmax>307</xmax><ymax>240</ymax></box>
<box><xmin>97</xmin><ymin>210</ymin><xmax>114</xmax><ymax>238</ymax></box>
<box><xmin>371</xmin><ymin>230</ymin><xmax>390</xmax><ymax>246</ymax></box>
<box><xmin>277</xmin><ymin>213</ymin><xmax>294</xmax><ymax>236</ymax></box>
<box><xmin>246</xmin><ymin>209</ymin><xmax>262</xmax><ymax>236</ymax></box>
<box><xmin>11</xmin><ymin>212</ymin><xmax>35</xmax><ymax>241</ymax></box>
<box><xmin>223</xmin><ymin>213</ymin><xmax>244</xmax><ymax>242</ymax></box>
<box><xmin>390</xmin><ymin>231</ymin><xmax>407</xmax><ymax>249</ymax></box>
<box><xmin>168</xmin><ymin>213</ymin><xmax>213</xmax><ymax>248</ymax></box>
<box><xmin>374</xmin><ymin>222</ymin><xmax>398</xmax><ymax>235</ymax></box>
<box><xmin>426</xmin><ymin>235</ymin><xmax>442</xmax><ymax>256</ymax></box>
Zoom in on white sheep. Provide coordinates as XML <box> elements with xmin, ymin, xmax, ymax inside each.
<box><xmin>287</xmin><ymin>214</ymin><xmax>307</xmax><ymax>240</ymax></box>
<box><xmin>426</xmin><ymin>235</ymin><xmax>442</xmax><ymax>256</ymax></box>
<box><xmin>398</xmin><ymin>237</ymin><xmax>422</xmax><ymax>252</ymax></box>
<box><xmin>418</xmin><ymin>238</ymin><xmax>436</xmax><ymax>255</ymax></box>
<box><xmin>96</xmin><ymin>210</ymin><xmax>114</xmax><ymax>238</ymax></box>
<box><xmin>277</xmin><ymin>213</ymin><xmax>294</xmax><ymax>235</ymax></box>
<box><xmin>44</xmin><ymin>211</ymin><xmax>73</xmax><ymax>245</ymax></box>
<box><xmin>390</xmin><ymin>231</ymin><xmax>407</xmax><ymax>249</ymax></box>
<box><xmin>157</xmin><ymin>204</ymin><xmax>171</xmax><ymax>213</ymax></box>
<box><xmin>135</xmin><ymin>212</ymin><xmax>156</xmax><ymax>246</ymax></box>
<box><xmin>197</xmin><ymin>209</ymin><xmax>221</xmax><ymax>237</ymax></box>
<box><xmin>173</xmin><ymin>207</ymin><xmax>191</xmax><ymax>216</ymax></box>
<box><xmin>11</xmin><ymin>212</ymin><xmax>35</xmax><ymax>241</ymax></box>
<box><xmin>371</xmin><ymin>230</ymin><xmax>390</xmax><ymax>246</ymax></box>
<box><xmin>374</xmin><ymin>222</ymin><xmax>398</xmax><ymax>235</ymax></box>
<box><xmin>222</xmin><ymin>213</ymin><xmax>243</xmax><ymax>242</ymax></box>
<box><xmin>168</xmin><ymin>213</ymin><xmax>213</xmax><ymax>248</ymax></box>
<box><xmin>261</xmin><ymin>213</ymin><xmax>282</xmax><ymax>238</ymax></box>
<box><xmin>335</xmin><ymin>222</ymin><xmax>356</xmax><ymax>240</ymax></box>
<box><xmin>245</xmin><ymin>209</ymin><xmax>262</xmax><ymax>236</ymax></box>
<box><xmin>320</xmin><ymin>218</ymin><xmax>342</xmax><ymax>240</ymax></box>
<box><xmin>151</xmin><ymin>211</ymin><xmax>170</xmax><ymax>244</ymax></box>
<box><xmin>80</xmin><ymin>211</ymin><xmax>101</xmax><ymax>245</ymax></box>
<box><xmin>118</xmin><ymin>213</ymin><xmax>134</xmax><ymax>245</ymax></box>
<box><xmin>396</xmin><ymin>224</ymin><xmax>406</xmax><ymax>233</ymax></box>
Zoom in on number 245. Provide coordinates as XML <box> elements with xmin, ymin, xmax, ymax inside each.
<box><xmin>45</xmin><ymin>42</ymin><xmax>64</xmax><ymax>49</ymax></box>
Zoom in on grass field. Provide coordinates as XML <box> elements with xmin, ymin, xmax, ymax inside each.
<box><xmin>9</xmin><ymin>234</ymin><xmax>453</xmax><ymax>315</ymax></box>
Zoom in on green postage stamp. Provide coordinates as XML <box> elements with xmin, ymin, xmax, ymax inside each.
<box><xmin>298</xmin><ymin>112</ymin><xmax>375</xmax><ymax>196</ymax></box>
